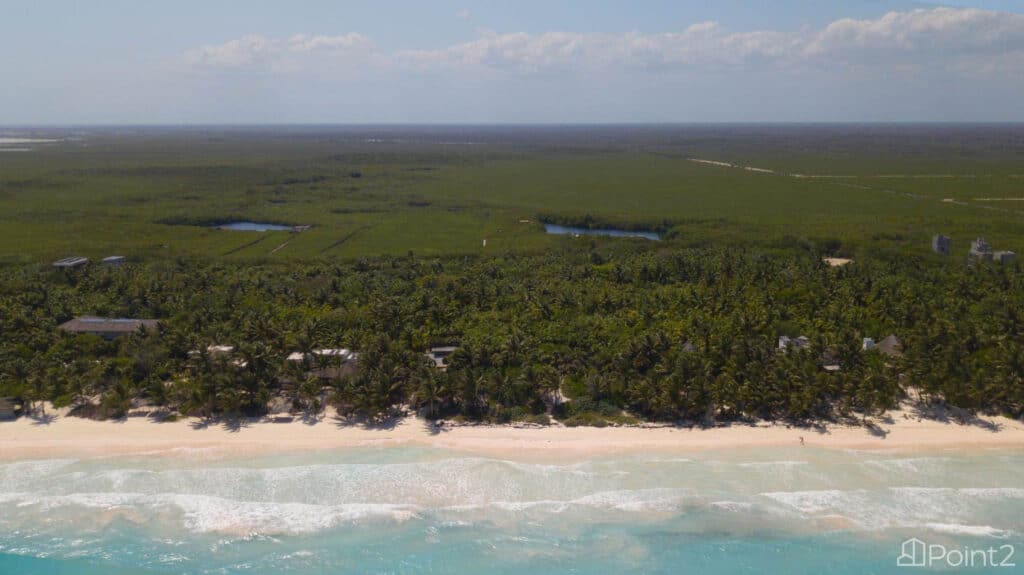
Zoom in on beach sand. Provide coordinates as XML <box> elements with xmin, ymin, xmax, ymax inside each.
<box><xmin>1</xmin><ymin>406</ymin><xmax>1022</xmax><ymax>460</ymax></box>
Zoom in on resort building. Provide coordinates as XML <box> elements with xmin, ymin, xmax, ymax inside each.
<box><xmin>931</xmin><ymin>234</ymin><xmax>951</xmax><ymax>256</ymax></box>
<box><xmin>426</xmin><ymin>346</ymin><xmax>458</xmax><ymax>369</ymax></box>
<box><xmin>282</xmin><ymin>349</ymin><xmax>358</xmax><ymax>382</ymax></box>
<box><xmin>58</xmin><ymin>317</ymin><xmax>160</xmax><ymax>339</ymax></box>
<box><xmin>102</xmin><ymin>256</ymin><xmax>126</xmax><ymax>266</ymax></box>
<box><xmin>314</xmin><ymin>349</ymin><xmax>354</xmax><ymax>361</ymax></box>
<box><xmin>876</xmin><ymin>335</ymin><xmax>902</xmax><ymax>357</ymax></box>
<box><xmin>778</xmin><ymin>336</ymin><xmax>809</xmax><ymax>352</ymax></box>
<box><xmin>309</xmin><ymin>364</ymin><xmax>358</xmax><ymax>381</ymax></box>
<box><xmin>287</xmin><ymin>349</ymin><xmax>357</xmax><ymax>365</ymax></box>
<box><xmin>969</xmin><ymin>238</ymin><xmax>994</xmax><ymax>260</ymax></box>
<box><xmin>188</xmin><ymin>345</ymin><xmax>235</xmax><ymax>358</ymax></box>
<box><xmin>994</xmin><ymin>251</ymin><xmax>1017</xmax><ymax>264</ymax></box>
<box><xmin>52</xmin><ymin>256</ymin><xmax>89</xmax><ymax>269</ymax></box>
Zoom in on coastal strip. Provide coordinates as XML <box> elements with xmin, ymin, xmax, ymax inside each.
<box><xmin>2</xmin><ymin>407</ymin><xmax>1022</xmax><ymax>461</ymax></box>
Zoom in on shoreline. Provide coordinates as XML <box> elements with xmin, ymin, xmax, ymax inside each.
<box><xmin>2</xmin><ymin>407</ymin><xmax>1023</xmax><ymax>461</ymax></box>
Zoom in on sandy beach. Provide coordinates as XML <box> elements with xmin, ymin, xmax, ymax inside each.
<box><xmin>1</xmin><ymin>407</ymin><xmax>1022</xmax><ymax>460</ymax></box>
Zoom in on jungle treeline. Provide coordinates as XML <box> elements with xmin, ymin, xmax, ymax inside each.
<box><xmin>1</xmin><ymin>246</ymin><xmax>1022</xmax><ymax>426</ymax></box>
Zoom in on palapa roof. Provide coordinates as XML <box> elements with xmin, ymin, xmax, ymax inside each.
<box><xmin>877</xmin><ymin>334</ymin><xmax>902</xmax><ymax>357</ymax></box>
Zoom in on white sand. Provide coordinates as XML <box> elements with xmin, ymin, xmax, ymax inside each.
<box><xmin>1</xmin><ymin>407</ymin><xmax>1022</xmax><ymax>461</ymax></box>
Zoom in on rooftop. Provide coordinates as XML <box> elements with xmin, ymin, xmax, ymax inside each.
<box><xmin>59</xmin><ymin>316</ymin><xmax>160</xmax><ymax>334</ymax></box>
<box><xmin>53</xmin><ymin>256</ymin><xmax>89</xmax><ymax>268</ymax></box>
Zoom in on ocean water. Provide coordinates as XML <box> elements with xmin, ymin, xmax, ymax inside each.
<box><xmin>0</xmin><ymin>447</ymin><xmax>1021</xmax><ymax>574</ymax></box>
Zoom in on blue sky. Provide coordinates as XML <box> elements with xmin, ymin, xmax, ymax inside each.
<box><xmin>2</xmin><ymin>1</ymin><xmax>1023</xmax><ymax>123</ymax></box>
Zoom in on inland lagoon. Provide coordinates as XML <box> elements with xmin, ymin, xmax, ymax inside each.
<box><xmin>544</xmin><ymin>224</ymin><xmax>661</xmax><ymax>241</ymax></box>
<box><xmin>214</xmin><ymin>222</ymin><xmax>296</xmax><ymax>232</ymax></box>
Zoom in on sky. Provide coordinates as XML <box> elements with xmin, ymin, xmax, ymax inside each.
<box><xmin>2</xmin><ymin>0</ymin><xmax>1024</xmax><ymax>124</ymax></box>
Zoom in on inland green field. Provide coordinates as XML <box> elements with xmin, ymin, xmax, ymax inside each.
<box><xmin>2</xmin><ymin>125</ymin><xmax>1024</xmax><ymax>427</ymax></box>
<box><xmin>2</xmin><ymin>124</ymin><xmax>1023</xmax><ymax>263</ymax></box>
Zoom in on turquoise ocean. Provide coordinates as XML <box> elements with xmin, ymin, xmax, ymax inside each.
<box><xmin>0</xmin><ymin>447</ymin><xmax>1021</xmax><ymax>574</ymax></box>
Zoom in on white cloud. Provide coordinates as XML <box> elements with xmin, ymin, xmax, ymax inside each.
<box><xmin>189</xmin><ymin>35</ymin><xmax>275</xmax><ymax>69</ymax></box>
<box><xmin>394</xmin><ymin>8</ymin><xmax>1024</xmax><ymax>74</ymax></box>
<box><xmin>187</xmin><ymin>33</ymin><xmax>372</xmax><ymax>70</ymax></box>
<box><xmin>286</xmin><ymin>33</ymin><xmax>370</xmax><ymax>53</ymax></box>
<box><xmin>805</xmin><ymin>8</ymin><xmax>1024</xmax><ymax>61</ymax></box>
<box><xmin>184</xmin><ymin>8</ymin><xmax>1024</xmax><ymax>76</ymax></box>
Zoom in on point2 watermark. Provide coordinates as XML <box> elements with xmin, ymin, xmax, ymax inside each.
<box><xmin>898</xmin><ymin>538</ymin><xmax>1016</xmax><ymax>569</ymax></box>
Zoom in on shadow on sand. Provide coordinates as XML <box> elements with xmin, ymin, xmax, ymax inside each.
<box><xmin>189</xmin><ymin>416</ymin><xmax>252</xmax><ymax>433</ymax></box>
<box><xmin>29</xmin><ymin>412</ymin><xmax>57</xmax><ymax>426</ymax></box>
<box><xmin>332</xmin><ymin>413</ymin><xmax>403</xmax><ymax>431</ymax></box>
<box><xmin>909</xmin><ymin>402</ymin><xmax>1002</xmax><ymax>432</ymax></box>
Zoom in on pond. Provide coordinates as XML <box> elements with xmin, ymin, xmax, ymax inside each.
<box><xmin>214</xmin><ymin>222</ymin><xmax>295</xmax><ymax>232</ymax></box>
<box><xmin>544</xmin><ymin>224</ymin><xmax>660</xmax><ymax>241</ymax></box>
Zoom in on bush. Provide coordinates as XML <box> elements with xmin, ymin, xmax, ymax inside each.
<box><xmin>522</xmin><ymin>413</ymin><xmax>551</xmax><ymax>426</ymax></box>
<box><xmin>562</xmin><ymin>411</ymin><xmax>609</xmax><ymax>427</ymax></box>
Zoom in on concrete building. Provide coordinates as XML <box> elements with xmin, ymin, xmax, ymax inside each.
<box><xmin>287</xmin><ymin>349</ymin><xmax>356</xmax><ymax>364</ymax></box>
<box><xmin>102</xmin><ymin>256</ymin><xmax>126</xmax><ymax>266</ymax></box>
<box><xmin>53</xmin><ymin>256</ymin><xmax>89</xmax><ymax>269</ymax></box>
<box><xmin>969</xmin><ymin>238</ymin><xmax>994</xmax><ymax>260</ymax></box>
<box><xmin>994</xmin><ymin>251</ymin><xmax>1017</xmax><ymax>264</ymax></box>
<box><xmin>58</xmin><ymin>317</ymin><xmax>160</xmax><ymax>339</ymax></box>
<box><xmin>931</xmin><ymin>234</ymin><xmax>951</xmax><ymax>256</ymax></box>
<box><xmin>426</xmin><ymin>346</ymin><xmax>458</xmax><ymax>369</ymax></box>
<box><xmin>778</xmin><ymin>336</ymin><xmax>809</xmax><ymax>352</ymax></box>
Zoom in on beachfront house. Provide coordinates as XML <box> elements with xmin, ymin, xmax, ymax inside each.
<box><xmin>52</xmin><ymin>256</ymin><xmax>89</xmax><ymax>269</ymax></box>
<box><xmin>932</xmin><ymin>234</ymin><xmax>951</xmax><ymax>256</ymax></box>
<box><xmin>310</xmin><ymin>364</ymin><xmax>358</xmax><ymax>381</ymax></box>
<box><xmin>426</xmin><ymin>346</ymin><xmax>458</xmax><ymax>369</ymax></box>
<box><xmin>282</xmin><ymin>349</ymin><xmax>359</xmax><ymax>383</ymax></box>
<box><xmin>876</xmin><ymin>335</ymin><xmax>902</xmax><ymax>357</ymax></box>
<box><xmin>969</xmin><ymin>238</ymin><xmax>994</xmax><ymax>260</ymax></box>
<box><xmin>0</xmin><ymin>398</ymin><xmax>18</xmax><ymax>421</ymax></box>
<box><xmin>188</xmin><ymin>345</ymin><xmax>235</xmax><ymax>359</ymax></box>
<box><xmin>863</xmin><ymin>335</ymin><xmax>902</xmax><ymax>357</ymax></box>
<box><xmin>994</xmin><ymin>251</ymin><xmax>1017</xmax><ymax>264</ymax></box>
<box><xmin>102</xmin><ymin>256</ymin><xmax>126</xmax><ymax>266</ymax></box>
<box><xmin>778</xmin><ymin>336</ymin><xmax>809</xmax><ymax>352</ymax></box>
<box><xmin>58</xmin><ymin>317</ymin><xmax>160</xmax><ymax>339</ymax></box>
<box><xmin>287</xmin><ymin>349</ymin><xmax>355</xmax><ymax>363</ymax></box>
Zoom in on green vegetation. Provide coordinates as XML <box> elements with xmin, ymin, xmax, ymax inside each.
<box><xmin>1</xmin><ymin>126</ymin><xmax>1023</xmax><ymax>263</ymax></box>
<box><xmin>1</xmin><ymin>126</ymin><xmax>1023</xmax><ymax>425</ymax></box>
<box><xmin>1</xmin><ymin>247</ymin><xmax>1022</xmax><ymax>424</ymax></box>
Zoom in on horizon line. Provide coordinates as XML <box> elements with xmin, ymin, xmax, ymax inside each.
<box><xmin>4</xmin><ymin>121</ymin><xmax>1024</xmax><ymax>129</ymax></box>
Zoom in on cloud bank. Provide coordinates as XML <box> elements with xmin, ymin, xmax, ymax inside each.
<box><xmin>187</xmin><ymin>33</ymin><xmax>372</xmax><ymax>70</ymax></box>
<box><xmin>187</xmin><ymin>8</ymin><xmax>1024</xmax><ymax>75</ymax></box>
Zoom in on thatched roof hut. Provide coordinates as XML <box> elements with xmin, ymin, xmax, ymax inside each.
<box><xmin>877</xmin><ymin>335</ymin><xmax>902</xmax><ymax>357</ymax></box>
